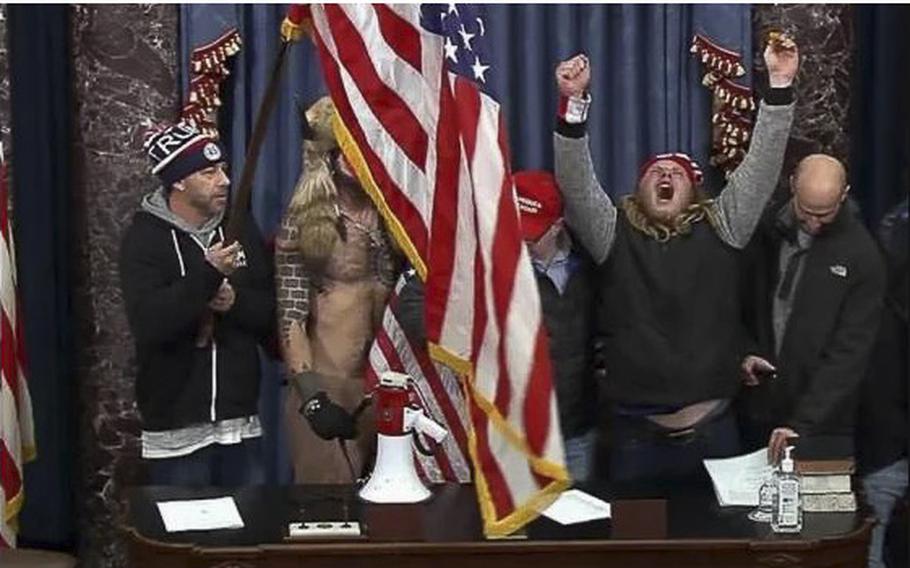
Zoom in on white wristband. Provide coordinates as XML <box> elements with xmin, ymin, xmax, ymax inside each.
<box><xmin>559</xmin><ymin>93</ymin><xmax>592</xmax><ymax>124</ymax></box>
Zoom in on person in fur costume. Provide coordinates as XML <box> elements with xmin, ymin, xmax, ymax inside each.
<box><xmin>276</xmin><ymin>97</ymin><xmax>399</xmax><ymax>483</ymax></box>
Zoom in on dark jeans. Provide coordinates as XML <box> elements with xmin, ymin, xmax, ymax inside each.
<box><xmin>610</xmin><ymin>408</ymin><xmax>741</xmax><ymax>483</ymax></box>
<box><xmin>145</xmin><ymin>437</ymin><xmax>265</xmax><ymax>487</ymax></box>
<box><xmin>863</xmin><ymin>459</ymin><xmax>908</xmax><ymax>568</ymax></box>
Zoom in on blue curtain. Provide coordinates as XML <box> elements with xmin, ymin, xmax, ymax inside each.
<box><xmin>850</xmin><ymin>5</ymin><xmax>910</xmax><ymax>227</ymax></box>
<box><xmin>483</xmin><ymin>4</ymin><xmax>751</xmax><ymax>194</ymax></box>
<box><xmin>180</xmin><ymin>3</ymin><xmax>751</xmax><ymax>483</ymax></box>
<box><xmin>8</xmin><ymin>5</ymin><xmax>77</xmax><ymax>549</ymax></box>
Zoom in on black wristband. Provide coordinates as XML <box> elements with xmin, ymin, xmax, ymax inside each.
<box><xmin>764</xmin><ymin>86</ymin><xmax>794</xmax><ymax>106</ymax></box>
<box><xmin>555</xmin><ymin>118</ymin><xmax>587</xmax><ymax>139</ymax></box>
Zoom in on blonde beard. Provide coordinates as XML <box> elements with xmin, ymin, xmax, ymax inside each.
<box><xmin>621</xmin><ymin>194</ymin><xmax>721</xmax><ymax>242</ymax></box>
<box><xmin>285</xmin><ymin>95</ymin><xmax>349</xmax><ymax>268</ymax></box>
<box><xmin>287</xmin><ymin>146</ymin><xmax>341</xmax><ymax>269</ymax></box>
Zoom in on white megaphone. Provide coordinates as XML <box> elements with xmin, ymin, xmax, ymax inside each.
<box><xmin>359</xmin><ymin>372</ymin><xmax>448</xmax><ymax>504</ymax></box>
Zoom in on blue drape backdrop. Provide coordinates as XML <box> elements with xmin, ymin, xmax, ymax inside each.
<box><xmin>8</xmin><ymin>4</ymin><xmax>76</xmax><ymax>548</ymax></box>
<box><xmin>850</xmin><ymin>5</ymin><xmax>910</xmax><ymax>227</ymax></box>
<box><xmin>180</xmin><ymin>3</ymin><xmax>752</xmax><ymax>483</ymax></box>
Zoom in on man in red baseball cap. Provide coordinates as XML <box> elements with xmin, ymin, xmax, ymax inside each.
<box><xmin>516</xmin><ymin>170</ymin><xmax>568</xmax><ymax>263</ymax></box>
<box><xmin>515</xmin><ymin>170</ymin><xmax>597</xmax><ymax>483</ymax></box>
<box><xmin>552</xmin><ymin>38</ymin><xmax>800</xmax><ymax>482</ymax></box>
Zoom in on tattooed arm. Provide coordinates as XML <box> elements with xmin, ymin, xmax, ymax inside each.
<box><xmin>275</xmin><ymin>217</ymin><xmax>317</xmax><ymax>401</ymax></box>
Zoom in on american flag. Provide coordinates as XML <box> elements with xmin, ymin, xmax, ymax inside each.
<box><xmin>365</xmin><ymin>271</ymin><xmax>472</xmax><ymax>484</ymax></box>
<box><xmin>306</xmin><ymin>4</ymin><xmax>569</xmax><ymax>535</ymax></box>
<box><xmin>0</xmin><ymin>155</ymin><xmax>37</xmax><ymax>548</ymax></box>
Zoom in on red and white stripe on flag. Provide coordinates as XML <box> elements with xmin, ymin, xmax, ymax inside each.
<box><xmin>305</xmin><ymin>4</ymin><xmax>569</xmax><ymax>536</ymax></box>
<box><xmin>365</xmin><ymin>274</ymin><xmax>472</xmax><ymax>484</ymax></box>
<box><xmin>0</xmin><ymin>158</ymin><xmax>37</xmax><ymax>548</ymax></box>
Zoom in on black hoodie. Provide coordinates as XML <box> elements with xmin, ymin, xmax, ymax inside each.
<box><xmin>118</xmin><ymin>200</ymin><xmax>275</xmax><ymax>432</ymax></box>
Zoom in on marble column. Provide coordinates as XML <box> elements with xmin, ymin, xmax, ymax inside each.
<box><xmin>1</xmin><ymin>6</ymin><xmax>11</xmax><ymax>162</ymax></box>
<box><xmin>70</xmin><ymin>5</ymin><xmax>179</xmax><ymax>567</ymax></box>
<box><xmin>753</xmin><ymin>5</ymin><xmax>853</xmax><ymax>181</ymax></box>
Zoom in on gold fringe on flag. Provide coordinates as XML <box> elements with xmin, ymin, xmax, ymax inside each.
<box><xmin>181</xmin><ymin>28</ymin><xmax>243</xmax><ymax>138</ymax></box>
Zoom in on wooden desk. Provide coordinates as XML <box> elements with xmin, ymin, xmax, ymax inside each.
<box><xmin>123</xmin><ymin>479</ymin><xmax>872</xmax><ymax>568</ymax></box>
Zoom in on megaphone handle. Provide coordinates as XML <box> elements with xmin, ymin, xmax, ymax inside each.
<box><xmin>411</xmin><ymin>430</ymin><xmax>435</xmax><ymax>457</ymax></box>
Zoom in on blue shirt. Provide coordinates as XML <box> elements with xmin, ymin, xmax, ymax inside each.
<box><xmin>532</xmin><ymin>247</ymin><xmax>576</xmax><ymax>295</ymax></box>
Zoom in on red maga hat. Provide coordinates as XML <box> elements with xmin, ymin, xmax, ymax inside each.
<box><xmin>514</xmin><ymin>170</ymin><xmax>563</xmax><ymax>241</ymax></box>
<box><xmin>638</xmin><ymin>152</ymin><xmax>704</xmax><ymax>186</ymax></box>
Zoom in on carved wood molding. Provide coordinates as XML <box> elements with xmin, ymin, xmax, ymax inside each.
<box><xmin>206</xmin><ymin>561</ymin><xmax>257</xmax><ymax>568</ymax></box>
<box><xmin>756</xmin><ymin>552</ymin><xmax>804</xmax><ymax>567</ymax></box>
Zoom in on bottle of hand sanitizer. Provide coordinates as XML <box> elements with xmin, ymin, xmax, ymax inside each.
<box><xmin>771</xmin><ymin>445</ymin><xmax>802</xmax><ymax>533</ymax></box>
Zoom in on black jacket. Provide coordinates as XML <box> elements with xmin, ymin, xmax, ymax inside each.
<box><xmin>119</xmin><ymin>212</ymin><xmax>276</xmax><ymax>431</ymax></box>
<box><xmin>596</xmin><ymin>215</ymin><xmax>747</xmax><ymax>407</ymax></box>
<box><xmin>856</xmin><ymin>199</ymin><xmax>908</xmax><ymax>474</ymax></box>
<box><xmin>535</xmin><ymin>251</ymin><xmax>597</xmax><ymax>438</ymax></box>
<box><xmin>741</xmin><ymin>199</ymin><xmax>886</xmax><ymax>445</ymax></box>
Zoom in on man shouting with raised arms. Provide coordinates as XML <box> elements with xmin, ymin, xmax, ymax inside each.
<box><xmin>553</xmin><ymin>36</ymin><xmax>799</xmax><ymax>481</ymax></box>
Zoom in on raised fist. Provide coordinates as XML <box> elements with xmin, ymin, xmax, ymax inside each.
<box><xmin>763</xmin><ymin>33</ymin><xmax>799</xmax><ymax>88</ymax></box>
<box><xmin>556</xmin><ymin>54</ymin><xmax>591</xmax><ymax>98</ymax></box>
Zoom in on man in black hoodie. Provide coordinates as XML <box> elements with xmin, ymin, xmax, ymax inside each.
<box><xmin>119</xmin><ymin>123</ymin><xmax>276</xmax><ymax>486</ymax></box>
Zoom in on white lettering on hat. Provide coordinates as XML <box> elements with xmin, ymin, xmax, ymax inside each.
<box><xmin>152</xmin><ymin>125</ymin><xmax>196</xmax><ymax>157</ymax></box>
<box><xmin>150</xmin><ymin>132</ymin><xmax>207</xmax><ymax>174</ymax></box>
<box><xmin>203</xmin><ymin>143</ymin><xmax>222</xmax><ymax>161</ymax></box>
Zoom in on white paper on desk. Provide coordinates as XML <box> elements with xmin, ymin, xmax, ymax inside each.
<box><xmin>541</xmin><ymin>489</ymin><xmax>612</xmax><ymax>525</ymax></box>
<box><xmin>156</xmin><ymin>496</ymin><xmax>244</xmax><ymax>532</ymax></box>
<box><xmin>703</xmin><ymin>448</ymin><xmax>774</xmax><ymax>507</ymax></box>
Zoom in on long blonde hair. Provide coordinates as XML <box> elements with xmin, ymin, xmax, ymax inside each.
<box><xmin>621</xmin><ymin>193</ymin><xmax>722</xmax><ymax>242</ymax></box>
<box><xmin>286</xmin><ymin>97</ymin><xmax>342</xmax><ymax>267</ymax></box>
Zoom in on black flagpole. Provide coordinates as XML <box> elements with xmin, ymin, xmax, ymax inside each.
<box><xmin>225</xmin><ymin>38</ymin><xmax>292</xmax><ymax>242</ymax></box>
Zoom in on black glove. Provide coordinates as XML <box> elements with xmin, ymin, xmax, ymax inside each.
<box><xmin>301</xmin><ymin>392</ymin><xmax>357</xmax><ymax>441</ymax></box>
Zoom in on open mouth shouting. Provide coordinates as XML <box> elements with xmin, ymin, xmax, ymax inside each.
<box><xmin>657</xmin><ymin>181</ymin><xmax>675</xmax><ymax>202</ymax></box>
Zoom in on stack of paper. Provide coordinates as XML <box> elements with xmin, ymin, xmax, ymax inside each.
<box><xmin>156</xmin><ymin>496</ymin><xmax>245</xmax><ymax>532</ymax></box>
<box><xmin>541</xmin><ymin>489</ymin><xmax>612</xmax><ymax>525</ymax></box>
<box><xmin>703</xmin><ymin>448</ymin><xmax>775</xmax><ymax>507</ymax></box>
